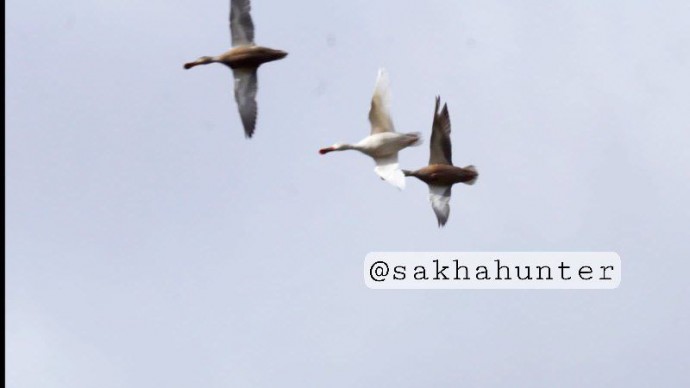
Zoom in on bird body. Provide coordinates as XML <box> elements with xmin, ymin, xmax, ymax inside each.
<box><xmin>184</xmin><ymin>0</ymin><xmax>287</xmax><ymax>138</ymax></box>
<box><xmin>319</xmin><ymin>68</ymin><xmax>421</xmax><ymax>190</ymax></box>
<box><xmin>183</xmin><ymin>46</ymin><xmax>287</xmax><ymax>70</ymax></box>
<box><xmin>404</xmin><ymin>164</ymin><xmax>477</xmax><ymax>186</ymax></box>
<box><xmin>404</xmin><ymin>97</ymin><xmax>478</xmax><ymax>227</ymax></box>
<box><xmin>322</xmin><ymin>132</ymin><xmax>421</xmax><ymax>158</ymax></box>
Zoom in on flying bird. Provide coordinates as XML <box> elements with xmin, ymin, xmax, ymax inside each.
<box><xmin>319</xmin><ymin>68</ymin><xmax>421</xmax><ymax>190</ymax></box>
<box><xmin>184</xmin><ymin>0</ymin><xmax>287</xmax><ymax>138</ymax></box>
<box><xmin>403</xmin><ymin>97</ymin><xmax>478</xmax><ymax>226</ymax></box>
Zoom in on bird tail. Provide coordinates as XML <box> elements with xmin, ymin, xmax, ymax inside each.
<box><xmin>463</xmin><ymin>165</ymin><xmax>478</xmax><ymax>185</ymax></box>
<box><xmin>404</xmin><ymin>132</ymin><xmax>423</xmax><ymax>147</ymax></box>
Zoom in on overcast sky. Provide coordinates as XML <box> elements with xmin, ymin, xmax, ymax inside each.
<box><xmin>6</xmin><ymin>1</ymin><xmax>690</xmax><ymax>387</ymax></box>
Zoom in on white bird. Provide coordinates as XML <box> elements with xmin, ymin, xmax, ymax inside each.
<box><xmin>319</xmin><ymin>68</ymin><xmax>421</xmax><ymax>190</ymax></box>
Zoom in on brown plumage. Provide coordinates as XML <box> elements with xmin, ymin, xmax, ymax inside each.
<box><xmin>403</xmin><ymin>97</ymin><xmax>478</xmax><ymax>227</ymax></box>
<box><xmin>184</xmin><ymin>0</ymin><xmax>287</xmax><ymax>138</ymax></box>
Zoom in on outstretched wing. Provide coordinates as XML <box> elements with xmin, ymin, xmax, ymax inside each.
<box><xmin>229</xmin><ymin>0</ymin><xmax>255</xmax><ymax>46</ymax></box>
<box><xmin>368</xmin><ymin>68</ymin><xmax>395</xmax><ymax>134</ymax></box>
<box><xmin>233</xmin><ymin>68</ymin><xmax>258</xmax><ymax>138</ymax></box>
<box><xmin>428</xmin><ymin>184</ymin><xmax>452</xmax><ymax>227</ymax></box>
<box><xmin>429</xmin><ymin>96</ymin><xmax>453</xmax><ymax>165</ymax></box>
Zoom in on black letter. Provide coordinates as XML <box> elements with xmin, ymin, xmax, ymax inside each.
<box><xmin>600</xmin><ymin>265</ymin><xmax>614</xmax><ymax>280</ymax></box>
<box><xmin>414</xmin><ymin>266</ymin><xmax>428</xmax><ymax>280</ymax></box>
<box><xmin>579</xmin><ymin>266</ymin><xmax>593</xmax><ymax>280</ymax></box>
<box><xmin>515</xmin><ymin>266</ymin><xmax>532</xmax><ymax>280</ymax></box>
<box><xmin>454</xmin><ymin>260</ymin><xmax>469</xmax><ymax>280</ymax></box>
<box><xmin>434</xmin><ymin>259</ymin><xmax>449</xmax><ymax>280</ymax></box>
<box><xmin>393</xmin><ymin>265</ymin><xmax>406</xmax><ymax>280</ymax></box>
<box><xmin>495</xmin><ymin>259</ymin><xmax>511</xmax><ymax>280</ymax></box>
<box><xmin>559</xmin><ymin>262</ymin><xmax>571</xmax><ymax>280</ymax></box>
<box><xmin>476</xmin><ymin>266</ymin><xmax>491</xmax><ymax>280</ymax></box>
<box><xmin>536</xmin><ymin>265</ymin><xmax>553</xmax><ymax>280</ymax></box>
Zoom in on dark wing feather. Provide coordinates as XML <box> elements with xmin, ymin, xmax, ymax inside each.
<box><xmin>429</xmin><ymin>96</ymin><xmax>453</xmax><ymax>165</ymax></box>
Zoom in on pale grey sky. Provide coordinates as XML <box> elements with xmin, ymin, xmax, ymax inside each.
<box><xmin>6</xmin><ymin>1</ymin><xmax>690</xmax><ymax>387</ymax></box>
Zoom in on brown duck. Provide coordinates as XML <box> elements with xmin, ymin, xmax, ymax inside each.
<box><xmin>184</xmin><ymin>0</ymin><xmax>287</xmax><ymax>138</ymax></box>
<box><xmin>403</xmin><ymin>97</ymin><xmax>478</xmax><ymax>227</ymax></box>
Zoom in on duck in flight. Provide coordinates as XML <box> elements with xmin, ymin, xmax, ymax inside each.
<box><xmin>403</xmin><ymin>97</ymin><xmax>478</xmax><ymax>226</ymax></box>
<box><xmin>319</xmin><ymin>68</ymin><xmax>421</xmax><ymax>190</ymax></box>
<box><xmin>184</xmin><ymin>0</ymin><xmax>287</xmax><ymax>138</ymax></box>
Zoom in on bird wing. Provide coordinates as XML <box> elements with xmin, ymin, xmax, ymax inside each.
<box><xmin>428</xmin><ymin>184</ymin><xmax>452</xmax><ymax>227</ymax></box>
<box><xmin>373</xmin><ymin>153</ymin><xmax>405</xmax><ymax>190</ymax></box>
<box><xmin>429</xmin><ymin>96</ymin><xmax>453</xmax><ymax>165</ymax></box>
<box><xmin>229</xmin><ymin>0</ymin><xmax>255</xmax><ymax>46</ymax></box>
<box><xmin>233</xmin><ymin>68</ymin><xmax>258</xmax><ymax>138</ymax></box>
<box><xmin>368</xmin><ymin>68</ymin><xmax>395</xmax><ymax>135</ymax></box>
